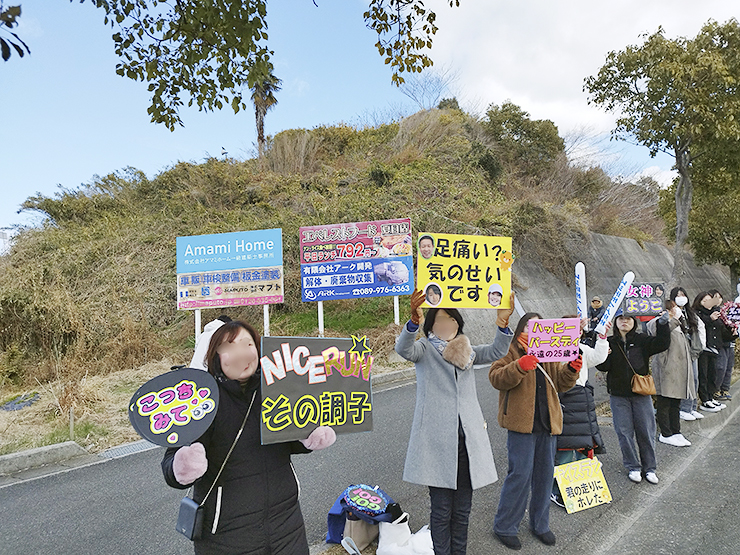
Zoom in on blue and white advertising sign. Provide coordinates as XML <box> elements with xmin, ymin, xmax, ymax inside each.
<box><xmin>176</xmin><ymin>229</ymin><xmax>284</xmax><ymax>310</ymax></box>
<box><xmin>299</xmin><ymin>219</ymin><xmax>413</xmax><ymax>302</ymax></box>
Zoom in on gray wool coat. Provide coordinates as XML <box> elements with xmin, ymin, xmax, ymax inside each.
<box><xmin>395</xmin><ymin>323</ymin><xmax>513</xmax><ymax>490</ymax></box>
<box><xmin>647</xmin><ymin>317</ymin><xmax>696</xmax><ymax>400</ymax></box>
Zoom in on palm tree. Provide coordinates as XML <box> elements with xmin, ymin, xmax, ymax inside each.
<box><xmin>251</xmin><ymin>65</ymin><xmax>282</xmax><ymax>158</ymax></box>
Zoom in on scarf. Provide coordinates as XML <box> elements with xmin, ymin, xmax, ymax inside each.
<box><xmin>428</xmin><ymin>333</ymin><xmax>476</xmax><ymax>370</ymax></box>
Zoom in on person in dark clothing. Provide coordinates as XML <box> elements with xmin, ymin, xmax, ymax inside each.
<box><xmin>588</xmin><ymin>296</ymin><xmax>606</xmax><ymax>331</ymax></box>
<box><xmin>162</xmin><ymin>321</ymin><xmax>335</xmax><ymax>555</ymax></box>
<box><xmin>693</xmin><ymin>292</ymin><xmax>727</xmax><ymax>413</ymax></box>
<box><xmin>708</xmin><ymin>290</ymin><xmax>738</xmax><ymax>402</ymax></box>
<box><xmin>596</xmin><ymin>310</ymin><xmax>670</xmax><ymax>484</ymax></box>
<box><xmin>550</xmin><ymin>318</ymin><xmax>610</xmax><ymax>508</ymax></box>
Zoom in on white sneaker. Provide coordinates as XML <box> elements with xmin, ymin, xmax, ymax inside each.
<box><xmin>628</xmin><ymin>470</ymin><xmax>642</xmax><ymax>483</ymax></box>
<box><xmin>645</xmin><ymin>472</ymin><xmax>659</xmax><ymax>484</ymax></box>
<box><xmin>700</xmin><ymin>402</ymin><xmax>721</xmax><ymax>412</ymax></box>
<box><xmin>711</xmin><ymin>400</ymin><xmax>727</xmax><ymax>410</ymax></box>
<box><xmin>659</xmin><ymin>434</ymin><xmax>690</xmax><ymax>447</ymax></box>
<box><xmin>679</xmin><ymin>410</ymin><xmax>696</xmax><ymax>421</ymax></box>
<box><xmin>674</xmin><ymin>433</ymin><xmax>691</xmax><ymax>446</ymax></box>
<box><xmin>690</xmin><ymin>410</ymin><xmax>705</xmax><ymax>419</ymax></box>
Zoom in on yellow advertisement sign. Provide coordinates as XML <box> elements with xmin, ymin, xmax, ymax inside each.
<box><xmin>416</xmin><ymin>233</ymin><xmax>513</xmax><ymax>309</ymax></box>
<box><xmin>554</xmin><ymin>456</ymin><xmax>612</xmax><ymax>514</ymax></box>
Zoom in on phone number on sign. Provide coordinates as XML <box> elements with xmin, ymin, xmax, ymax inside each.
<box><xmin>352</xmin><ymin>285</ymin><xmax>411</xmax><ymax>296</ymax></box>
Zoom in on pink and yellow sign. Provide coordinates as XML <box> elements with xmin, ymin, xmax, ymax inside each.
<box><xmin>526</xmin><ymin>318</ymin><xmax>581</xmax><ymax>362</ymax></box>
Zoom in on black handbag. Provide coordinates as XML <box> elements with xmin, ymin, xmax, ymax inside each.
<box><xmin>175</xmin><ymin>391</ymin><xmax>256</xmax><ymax>540</ymax></box>
<box><xmin>176</xmin><ymin>497</ymin><xmax>204</xmax><ymax>540</ymax></box>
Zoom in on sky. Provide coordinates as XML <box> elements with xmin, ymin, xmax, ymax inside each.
<box><xmin>1</xmin><ymin>0</ymin><xmax>738</xmax><ymax>234</ymax></box>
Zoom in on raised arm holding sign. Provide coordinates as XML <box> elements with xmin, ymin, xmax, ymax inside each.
<box><xmin>595</xmin><ymin>271</ymin><xmax>636</xmax><ymax>335</ymax></box>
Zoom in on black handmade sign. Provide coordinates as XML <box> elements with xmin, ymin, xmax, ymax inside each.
<box><xmin>259</xmin><ymin>335</ymin><xmax>373</xmax><ymax>445</ymax></box>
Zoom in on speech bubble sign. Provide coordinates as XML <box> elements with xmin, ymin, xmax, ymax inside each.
<box><xmin>129</xmin><ymin>368</ymin><xmax>219</xmax><ymax>447</ymax></box>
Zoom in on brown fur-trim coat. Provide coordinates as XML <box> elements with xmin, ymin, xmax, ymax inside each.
<box><xmin>489</xmin><ymin>342</ymin><xmax>578</xmax><ymax>435</ymax></box>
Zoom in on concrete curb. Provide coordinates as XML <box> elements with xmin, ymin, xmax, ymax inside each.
<box><xmin>372</xmin><ymin>366</ymin><xmax>415</xmax><ymax>386</ymax></box>
<box><xmin>0</xmin><ymin>441</ymin><xmax>89</xmax><ymax>476</ymax></box>
<box><xmin>0</xmin><ymin>369</ymin><xmax>418</xmax><ymax>478</ymax></box>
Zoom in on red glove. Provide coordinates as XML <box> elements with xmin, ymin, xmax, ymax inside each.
<box><xmin>518</xmin><ymin>354</ymin><xmax>539</xmax><ymax>372</ymax></box>
<box><xmin>569</xmin><ymin>355</ymin><xmax>583</xmax><ymax>372</ymax></box>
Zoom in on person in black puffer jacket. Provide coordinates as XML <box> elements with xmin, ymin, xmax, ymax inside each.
<box><xmin>596</xmin><ymin>310</ymin><xmax>670</xmax><ymax>485</ymax></box>
<box><xmin>162</xmin><ymin>321</ymin><xmax>336</xmax><ymax>555</ymax></box>
<box><xmin>550</xmin><ymin>321</ymin><xmax>610</xmax><ymax>508</ymax></box>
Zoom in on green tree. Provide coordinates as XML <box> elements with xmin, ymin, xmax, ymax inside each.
<box><xmin>0</xmin><ymin>3</ymin><xmax>30</xmax><ymax>61</ymax></box>
<box><xmin>481</xmin><ymin>101</ymin><xmax>565</xmax><ymax>176</ymax></box>
<box><xmin>660</xmin><ymin>139</ymin><xmax>740</xmax><ymax>288</ymax></box>
<box><xmin>585</xmin><ymin>19</ymin><xmax>740</xmax><ymax>287</ymax></box>
<box><xmin>251</xmin><ymin>65</ymin><xmax>281</xmax><ymax>158</ymax></box>
<box><xmin>66</xmin><ymin>0</ymin><xmax>460</xmax><ymax>130</ymax></box>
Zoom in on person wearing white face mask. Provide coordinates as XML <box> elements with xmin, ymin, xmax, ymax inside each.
<box><xmin>396</xmin><ymin>289</ymin><xmax>514</xmax><ymax>555</ymax></box>
<box><xmin>671</xmin><ymin>287</ymin><xmax>706</xmax><ymax>421</ymax></box>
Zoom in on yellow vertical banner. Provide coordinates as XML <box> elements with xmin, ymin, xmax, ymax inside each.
<box><xmin>554</xmin><ymin>457</ymin><xmax>613</xmax><ymax>514</ymax></box>
<box><xmin>416</xmin><ymin>233</ymin><xmax>513</xmax><ymax>309</ymax></box>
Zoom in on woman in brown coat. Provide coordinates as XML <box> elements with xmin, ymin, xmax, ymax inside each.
<box><xmin>488</xmin><ymin>312</ymin><xmax>580</xmax><ymax>550</ymax></box>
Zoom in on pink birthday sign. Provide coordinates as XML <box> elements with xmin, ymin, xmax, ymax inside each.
<box><xmin>527</xmin><ymin>318</ymin><xmax>581</xmax><ymax>362</ymax></box>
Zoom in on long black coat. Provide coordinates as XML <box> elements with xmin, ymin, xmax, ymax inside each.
<box><xmin>557</xmin><ymin>383</ymin><xmax>605</xmax><ymax>453</ymax></box>
<box><xmin>162</xmin><ymin>371</ymin><xmax>311</xmax><ymax>555</ymax></box>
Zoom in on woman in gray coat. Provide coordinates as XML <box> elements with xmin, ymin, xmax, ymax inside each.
<box><xmin>647</xmin><ymin>300</ymin><xmax>697</xmax><ymax>447</ymax></box>
<box><xmin>395</xmin><ymin>290</ymin><xmax>514</xmax><ymax>555</ymax></box>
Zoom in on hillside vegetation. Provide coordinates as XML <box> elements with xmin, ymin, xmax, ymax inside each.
<box><xmin>0</xmin><ymin>105</ymin><xmax>663</xmax><ymax>394</ymax></box>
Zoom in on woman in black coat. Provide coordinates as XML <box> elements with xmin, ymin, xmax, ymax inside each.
<box><xmin>596</xmin><ymin>311</ymin><xmax>670</xmax><ymax>484</ymax></box>
<box><xmin>162</xmin><ymin>321</ymin><xmax>335</xmax><ymax>555</ymax></box>
<box><xmin>693</xmin><ymin>292</ymin><xmax>727</xmax><ymax>412</ymax></box>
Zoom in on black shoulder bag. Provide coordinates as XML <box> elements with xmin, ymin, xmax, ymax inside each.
<box><xmin>176</xmin><ymin>390</ymin><xmax>256</xmax><ymax>540</ymax></box>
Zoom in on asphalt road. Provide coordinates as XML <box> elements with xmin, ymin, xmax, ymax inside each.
<box><xmin>1</xmin><ymin>368</ymin><xmax>739</xmax><ymax>554</ymax></box>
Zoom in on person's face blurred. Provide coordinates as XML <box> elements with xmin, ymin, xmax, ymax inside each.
<box><xmin>432</xmin><ymin>310</ymin><xmax>459</xmax><ymax>341</ymax></box>
<box><xmin>488</xmin><ymin>291</ymin><xmax>502</xmax><ymax>306</ymax></box>
<box><xmin>616</xmin><ymin>316</ymin><xmax>634</xmax><ymax>334</ymax></box>
<box><xmin>700</xmin><ymin>295</ymin><xmax>715</xmax><ymax>310</ymax></box>
<box><xmin>591</xmin><ymin>300</ymin><xmax>602</xmax><ymax>309</ymax></box>
<box><xmin>217</xmin><ymin>328</ymin><xmax>259</xmax><ymax>382</ymax></box>
<box><xmin>712</xmin><ymin>293</ymin><xmax>723</xmax><ymax>307</ymax></box>
<box><xmin>419</xmin><ymin>238</ymin><xmax>434</xmax><ymax>259</ymax></box>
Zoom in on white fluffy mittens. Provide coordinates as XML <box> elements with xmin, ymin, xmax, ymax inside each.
<box><xmin>173</xmin><ymin>442</ymin><xmax>209</xmax><ymax>485</ymax></box>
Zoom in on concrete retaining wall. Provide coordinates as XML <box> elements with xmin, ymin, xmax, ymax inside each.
<box><xmin>461</xmin><ymin>232</ymin><xmax>731</xmax><ymax>345</ymax></box>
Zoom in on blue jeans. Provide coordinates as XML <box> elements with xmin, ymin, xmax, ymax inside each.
<box><xmin>680</xmin><ymin>359</ymin><xmax>699</xmax><ymax>413</ymax></box>
<box><xmin>610</xmin><ymin>395</ymin><xmax>656</xmax><ymax>474</ymax></box>
<box><xmin>493</xmin><ymin>431</ymin><xmax>556</xmax><ymax>537</ymax></box>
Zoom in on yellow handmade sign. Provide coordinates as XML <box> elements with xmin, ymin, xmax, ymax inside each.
<box><xmin>416</xmin><ymin>232</ymin><xmax>512</xmax><ymax>309</ymax></box>
<box><xmin>554</xmin><ymin>456</ymin><xmax>612</xmax><ymax>514</ymax></box>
